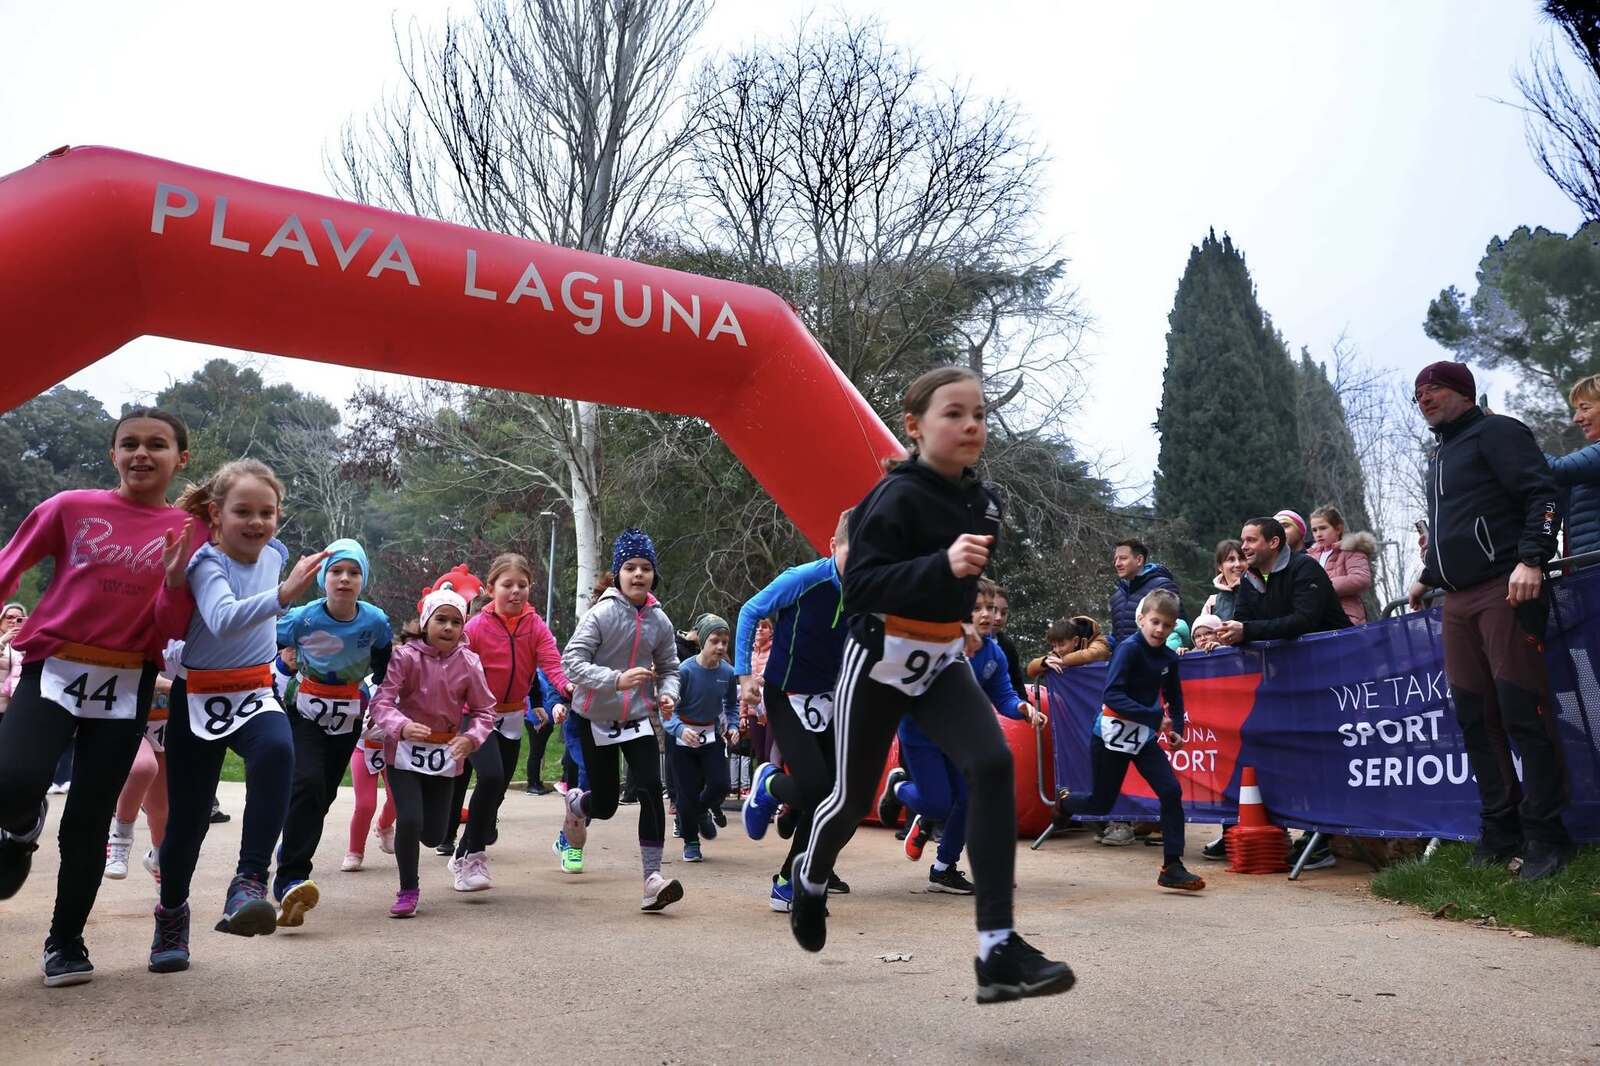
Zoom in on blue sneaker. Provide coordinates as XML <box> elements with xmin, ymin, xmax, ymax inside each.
<box><xmin>743</xmin><ymin>762</ymin><xmax>779</xmax><ymax>840</ymax></box>
<box><xmin>769</xmin><ymin>873</ymin><xmax>793</xmax><ymax>913</ymax></box>
<box><xmin>215</xmin><ymin>875</ymin><xmax>276</xmax><ymax>937</ymax></box>
<box><xmin>683</xmin><ymin>842</ymin><xmax>703</xmax><ymax>863</ymax></box>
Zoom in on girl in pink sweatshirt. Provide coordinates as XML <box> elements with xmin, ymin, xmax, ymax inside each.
<box><xmin>0</xmin><ymin>408</ymin><xmax>197</xmax><ymax>988</ymax></box>
<box><xmin>451</xmin><ymin>552</ymin><xmax>573</xmax><ymax>891</ymax></box>
<box><xmin>369</xmin><ymin>586</ymin><xmax>497</xmax><ymax>918</ymax></box>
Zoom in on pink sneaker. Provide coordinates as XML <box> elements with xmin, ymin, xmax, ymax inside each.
<box><xmin>554</xmin><ymin>780</ymin><xmax>569</xmax><ymax>795</ymax></box>
<box><xmin>389</xmin><ymin>889</ymin><xmax>419</xmax><ymax>918</ymax></box>
<box><xmin>376</xmin><ymin>823</ymin><xmax>396</xmax><ymax>855</ymax></box>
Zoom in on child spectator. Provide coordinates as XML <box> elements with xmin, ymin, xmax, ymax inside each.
<box><xmin>1026</xmin><ymin>616</ymin><xmax>1111</xmax><ymax>678</ymax></box>
<box><xmin>1304</xmin><ymin>506</ymin><xmax>1375</xmax><ymax>625</ymax></box>
<box><xmin>1274</xmin><ymin>509</ymin><xmax>1308</xmax><ymax>552</ymax></box>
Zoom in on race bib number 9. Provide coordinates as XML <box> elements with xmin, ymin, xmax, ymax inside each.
<box><xmin>789</xmin><ymin>693</ymin><xmax>834</xmax><ymax>733</ymax></box>
<box><xmin>869</xmin><ymin>616</ymin><xmax>963</xmax><ymax>697</ymax></box>
<box><xmin>41</xmin><ymin>643</ymin><xmax>144</xmax><ymax>721</ymax></box>
<box><xmin>294</xmin><ymin>679</ymin><xmax>361</xmax><ymax>735</ymax></box>
<box><xmin>1099</xmin><ymin>713</ymin><xmax>1153</xmax><ymax>755</ymax></box>
<box><xmin>592</xmin><ymin>717</ymin><xmax>650</xmax><ymax>747</ymax></box>
<box><xmin>397</xmin><ymin>735</ymin><xmax>456</xmax><ymax>776</ymax></box>
<box><xmin>185</xmin><ymin>664</ymin><xmax>281</xmax><ymax>742</ymax></box>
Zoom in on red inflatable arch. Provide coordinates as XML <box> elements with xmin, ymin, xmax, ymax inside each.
<box><xmin>0</xmin><ymin>146</ymin><xmax>902</xmax><ymax>550</ymax></box>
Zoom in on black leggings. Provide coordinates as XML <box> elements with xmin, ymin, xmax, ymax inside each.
<box><xmin>0</xmin><ymin>661</ymin><xmax>154</xmax><ymax>944</ymax></box>
<box><xmin>800</xmin><ymin>637</ymin><xmax>1017</xmax><ymax>931</ymax></box>
<box><xmin>669</xmin><ymin>736</ymin><xmax>729</xmax><ymax>845</ymax></box>
<box><xmin>764</xmin><ymin>686</ymin><xmax>837</xmax><ymax>881</ymax></box>
<box><xmin>457</xmin><ymin>729</ymin><xmax>515</xmax><ymax>856</ymax></box>
<box><xmin>526</xmin><ymin>715</ymin><xmax>554</xmax><ymax>784</ymax></box>
<box><xmin>388</xmin><ymin>766</ymin><xmax>455</xmax><ymax>891</ymax></box>
<box><xmin>160</xmin><ymin>677</ymin><xmax>294</xmax><ymax>909</ymax></box>
<box><xmin>1061</xmin><ymin>735</ymin><xmax>1185</xmax><ymax>862</ymax></box>
<box><xmin>575</xmin><ymin>724</ymin><xmax>664</xmax><ymax>846</ymax></box>
<box><xmin>274</xmin><ymin>711</ymin><xmax>360</xmax><ymax>895</ymax></box>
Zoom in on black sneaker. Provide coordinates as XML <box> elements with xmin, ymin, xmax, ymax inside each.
<box><xmin>0</xmin><ymin>798</ymin><xmax>47</xmax><ymax>900</ymax></box>
<box><xmin>711</xmin><ymin>806</ymin><xmax>728</xmax><ymax>829</ymax></box>
<box><xmin>1519</xmin><ymin>841</ymin><xmax>1574</xmax><ymax>883</ymax></box>
<box><xmin>776</xmin><ymin>805</ymin><xmax>796</xmax><ymax>840</ymax></box>
<box><xmin>208</xmin><ymin>803</ymin><xmax>231</xmax><ymax>825</ymax></box>
<box><xmin>41</xmin><ymin>936</ymin><xmax>94</xmax><ymax>988</ymax></box>
<box><xmin>699</xmin><ymin>811</ymin><xmax>718</xmax><ymax>840</ymax></box>
<box><xmin>525</xmin><ymin>781</ymin><xmax>551</xmax><ymax>796</ymax></box>
<box><xmin>826</xmin><ymin>871</ymin><xmax>850</xmax><ymax>895</ymax></box>
<box><xmin>877</xmin><ymin>768</ymin><xmax>908</xmax><ymax>827</ymax></box>
<box><xmin>790</xmin><ymin>883</ymin><xmax>828</xmax><ymax>952</ymax></box>
<box><xmin>620</xmin><ymin>791</ymin><xmax>639</xmax><ymax>805</ymax></box>
<box><xmin>974</xmin><ymin>933</ymin><xmax>1075</xmax><ymax>1004</ymax></box>
<box><xmin>1467</xmin><ymin>841</ymin><xmax>1518</xmax><ymax>869</ymax></box>
<box><xmin>928</xmin><ymin>865</ymin><xmax>975</xmax><ymax>895</ymax></box>
<box><xmin>1201</xmin><ymin>834</ymin><xmax>1228</xmax><ymax>862</ymax></box>
<box><xmin>1157</xmin><ymin>860</ymin><xmax>1206</xmax><ymax>891</ymax></box>
<box><xmin>435</xmin><ymin>838</ymin><xmax>456</xmax><ymax>857</ymax></box>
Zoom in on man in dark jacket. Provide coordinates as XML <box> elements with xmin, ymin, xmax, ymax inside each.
<box><xmin>1109</xmin><ymin>539</ymin><xmax>1182</xmax><ymax>644</ymax></box>
<box><xmin>1407</xmin><ymin>360</ymin><xmax>1571</xmax><ymax>881</ymax></box>
<box><xmin>1216</xmin><ymin>518</ymin><xmax>1351</xmax><ymax>644</ymax></box>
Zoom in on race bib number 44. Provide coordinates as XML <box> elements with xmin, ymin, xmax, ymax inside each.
<box><xmin>186</xmin><ymin>664</ymin><xmax>281</xmax><ymax>742</ymax></box>
<box><xmin>1099</xmin><ymin>713</ymin><xmax>1153</xmax><ymax>755</ymax></box>
<box><xmin>592</xmin><ymin>717</ymin><xmax>650</xmax><ymax>747</ymax></box>
<box><xmin>41</xmin><ymin>643</ymin><xmax>144</xmax><ymax>720</ymax></box>
<box><xmin>869</xmin><ymin>616</ymin><xmax>964</xmax><ymax>697</ymax></box>
<box><xmin>397</xmin><ymin>733</ymin><xmax>456</xmax><ymax>776</ymax></box>
<box><xmin>294</xmin><ymin>678</ymin><xmax>361</xmax><ymax>735</ymax></box>
<box><xmin>788</xmin><ymin>693</ymin><xmax>834</xmax><ymax>733</ymax></box>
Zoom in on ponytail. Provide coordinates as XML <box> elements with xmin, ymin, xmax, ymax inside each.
<box><xmin>175</xmin><ymin>459</ymin><xmax>285</xmax><ymax>524</ymax></box>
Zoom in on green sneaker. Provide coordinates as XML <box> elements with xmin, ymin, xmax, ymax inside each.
<box><xmin>560</xmin><ymin>846</ymin><xmax>584</xmax><ymax>874</ymax></box>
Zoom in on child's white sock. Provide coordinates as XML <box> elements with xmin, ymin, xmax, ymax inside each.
<box><xmin>977</xmin><ymin>928</ymin><xmax>1012</xmax><ymax>961</ymax></box>
<box><xmin>932</xmin><ymin>859</ymin><xmax>950</xmax><ymax>872</ymax></box>
<box><xmin>113</xmin><ymin>818</ymin><xmax>135</xmax><ymax>840</ymax></box>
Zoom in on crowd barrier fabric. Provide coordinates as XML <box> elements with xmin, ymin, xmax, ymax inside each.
<box><xmin>1045</xmin><ymin>566</ymin><xmax>1600</xmax><ymax>842</ymax></box>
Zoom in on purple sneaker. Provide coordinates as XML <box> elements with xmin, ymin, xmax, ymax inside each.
<box><xmin>390</xmin><ymin>888</ymin><xmax>420</xmax><ymax>918</ymax></box>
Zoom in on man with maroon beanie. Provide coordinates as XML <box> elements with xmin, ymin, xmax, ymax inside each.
<box><xmin>1407</xmin><ymin>360</ymin><xmax>1572</xmax><ymax>880</ymax></box>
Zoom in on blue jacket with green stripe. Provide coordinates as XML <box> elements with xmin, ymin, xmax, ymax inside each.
<box><xmin>734</xmin><ymin>556</ymin><xmax>847</xmax><ymax>697</ymax></box>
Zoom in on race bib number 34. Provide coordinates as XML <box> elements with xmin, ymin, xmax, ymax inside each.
<box><xmin>185</xmin><ymin>664</ymin><xmax>281</xmax><ymax>742</ymax></box>
<box><xmin>592</xmin><ymin>718</ymin><xmax>649</xmax><ymax>747</ymax></box>
<box><xmin>869</xmin><ymin>616</ymin><xmax>964</xmax><ymax>697</ymax></box>
<box><xmin>788</xmin><ymin>693</ymin><xmax>834</xmax><ymax>733</ymax></box>
<box><xmin>41</xmin><ymin>643</ymin><xmax>144</xmax><ymax>720</ymax></box>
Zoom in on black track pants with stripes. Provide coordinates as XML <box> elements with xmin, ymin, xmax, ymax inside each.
<box><xmin>798</xmin><ymin>636</ymin><xmax>1017</xmax><ymax>931</ymax></box>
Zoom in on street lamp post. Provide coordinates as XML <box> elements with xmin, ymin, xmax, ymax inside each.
<box><xmin>540</xmin><ymin>510</ymin><xmax>558</xmax><ymax>626</ymax></box>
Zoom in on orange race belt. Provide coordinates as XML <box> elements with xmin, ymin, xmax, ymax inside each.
<box><xmin>418</xmin><ymin>728</ymin><xmax>457</xmax><ymax>744</ymax></box>
<box><xmin>882</xmin><ymin>616</ymin><xmax>964</xmax><ymax>641</ymax></box>
<box><xmin>186</xmin><ymin>663</ymin><xmax>274</xmax><ymax>695</ymax></box>
<box><xmin>298</xmin><ymin>677</ymin><xmax>361</xmax><ymax>700</ymax></box>
<box><xmin>147</xmin><ymin>705</ymin><xmax>170</xmax><ymax>723</ymax></box>
<box><xmin>495</xmin><ymin>701</ymin><xmax>524</xmax><ymax>714</ymax></box>
<box><xmin>53</xmin><ymin>642</ymin><xmax>145</xmax><ymax>670</ymax></box>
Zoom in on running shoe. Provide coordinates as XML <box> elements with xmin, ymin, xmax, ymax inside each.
<box><xmin>143</xmin><ymin>847</ymin><xmax>161</xmax><ymax>883</ymax></box>
<box><xmin>776</xmin><ymin>805</ymin><xmax>796</xmax><ymax>840</ymax></box>
<box><xmin>461</xmin><ymin>851</ymin><xmax>492</xmax><ymax>891</ymax></box>
<box><xmin>450</xmin><ymin>855</ymin><xmax>473</xmax><ymax>892</ymax></box>
<box><xmin>106</xmin><ymin>830</ymin><xmax>134</xmax><ymax>880</ymax></box>
<box><xmin>1201</xmin><ymin>832</ymin><xmax>1228</xmax><ymax>862</ymax></box>
<box><xmin>149</xmin><ymin>903</ymin><xmax>190</xmax><ymax>973</ymax></box>
<box><xmin>1467</xmin><ymin>841</ymin><xmax>1518</xmax><ymax>869</ymax></box>
<box><xmin>562</xmin><ymin>789</ymin><xmax>589</xmax><ymax>849</ymax></box>
<box><xmin>928</xmin><ymin>864</ymin><xmax>975</xmax><ymax>895</ymax></box>
<box><xmin>974</xmin><ymin>934</ymin><xmax>1075</xmax><ymax>1004</ymax></box>
<box><xmin>1099</xmin><ymin>822</ymin><xmax>1136</xmax><ymax>847</ymax></box>
<box><xmin>877</xmin><ymin>767</ymin><xmax>908</xmax><ymax>827</ymax></box>
<box><xmin>683</xmin><ymin>842</ymin><xmax>703</xmax><ymax>863</ymax></box>
<box><xmin>434</xmin><ymin>837</ymin><xmax>456</xmax><ymax>857</ymax></box>
<box><xmin>711</xmin><ymin>805</ymin><xmax>728</xmax><ymax>829</ymax></box>
<box><xmin>208</xmin><ymin>801</ymin><xmax>230</xmax><ymax>823</ymax></box>
<box><xmin>555</xmin><ymin>779</ymin><xmax>570</xmax><ymax>795</ymax></box>
<box><xmin>0</xmin><ymin>798</ymin><xmax>46</xmax><ymax>900</ymax></box>
<box><xmin>641</xmin><ymin>872</ymin><xmax>683</xmax><ymax>911</ymax></box>
<box><xmin>1290</xmin><ymin>835</ymin><xmax>1336</xmax><ymax>871</ymax></box>
<box><xmin>376</xmin><ymin>823</ymin><xmax>396</xmax><ymax>855</ymax></box>
<box><xmin>770</xmin><ymin>874</ymin><xmax>794</xmax><ymax>913</ymax></box>
<box><xmin>553</xmin><ymin>832</ymin><xmax>585</xmax><ymax>874</ymax></box>
<box><xmin>904</xmin><ymin>815</ymin><xmax>930</xmax><ymax>861</ymax></box>
<box><xmin>699</xmin><ymin>811</ymin><xmax>718</xmax><ymax>841</ymax></box>
<box><xmin>389</xmin><ymin>888</ymin><xmax>419</xmax><ymax>919</ymax></box>
<box><xmin>1157</xmin><ymin>861</ymin><xmax>1206</xmax><ymax>891</ymax></box>
<box><xmin>1519</xmin><ymin>840</ymin><xmax>1574</xmax><ymax>883</ymax></box>
<box><xmin>342</xmin><ymin>851</ymin><xmax>364</xmax><ymax>872</ymax></box>
<box><xmin>216</xmin><ymin>874</ymin><xmax>277</xmax><ymax>937</ymax></box>
<box><xmin>276</xmin><ymin>879</ymin><xmax>320</xmax><ymax>927</ymax></box>
<box><xmin>743</xmin><ymin>762</ymin><xmax>779</xmax><ymax>840</ymax></box>
<box><xmin>790</xmin><ymin>883</ymin><xmax>827</xmax><ymax>952</ymax></box>
<box><xmin>826</xmin><ymin>871</ymin><xmax>850</xmax><ymax>895</ymax></box>
<box><xmin>41</xmin><ymin>936</ymin><xmax>94</xmax><ymax>987</ymax></box>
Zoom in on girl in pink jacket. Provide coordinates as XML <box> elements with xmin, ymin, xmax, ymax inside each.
<box><xmin>369</xmin><ymin>587</ymin><xmax>497</xmax><ymax>918</ymax></box>
<box><xmin>1306</xmin><ymin>506</ymin><xmax>1376</xmax><ymax>625</ymax></box>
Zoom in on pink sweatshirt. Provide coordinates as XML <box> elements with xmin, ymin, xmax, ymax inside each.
<box><xmin>463</xmin><ymin>604</ymin><xmax>573</xmax><ymax>708</ymax></box>
<box><xmin>0</xmin><ymin>490</ymin><xmax>195</xmax><ymax>662</ymax></box>
<box><xmin>368</xmin><ymin>639</ymin><xmax>497</xmax><ymax>772</ymax></box>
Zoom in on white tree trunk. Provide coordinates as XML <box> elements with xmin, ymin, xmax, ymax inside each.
<box><xmin>566</xmin><ymin>399</ymin><xmax>604</xmax><ymax>621</ymax></box>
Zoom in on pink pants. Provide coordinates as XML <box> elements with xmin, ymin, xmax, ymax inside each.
<box><xmin>114</xmin><ymin>737</ymin><xmax>167</xmax><ymax>846</ymax></box>
<box><xmin>349</xmin><ymin>747</ymin><xmax>396</xmax><ymax>854</ymax></box>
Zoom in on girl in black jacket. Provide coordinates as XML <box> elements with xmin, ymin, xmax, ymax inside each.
<box><xmin>790</xmin><ymin>366</ymin><xmax>1073</xmax><ymax>1005</ymax></box>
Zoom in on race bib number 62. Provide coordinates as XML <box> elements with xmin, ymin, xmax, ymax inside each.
<box><xmin>788</xmin><ymin>693</ymin><xmax>834</xmax><ymax>733</ymax></box>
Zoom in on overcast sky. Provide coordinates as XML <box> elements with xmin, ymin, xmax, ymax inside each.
<box><xmin>1</xmin><ymin>0</ymin><xmax>1581</xmax><ymax>498</ymax></box>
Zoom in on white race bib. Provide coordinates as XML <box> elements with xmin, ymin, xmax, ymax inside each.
<box><xmin>185</xmin><ymin>665</ymin><xmax>281</xmax><ymax>742</ymax></box>
<box><xmin>495</xmin><ymin>707</ymin><xmax>525</xmax><ymax>741</ymax></box>
<box><xmin>294</xmin><ymin>682</ymin><xmax>361</xmax><ymax>735</ymax></box>
<box><xmin>789</xmin><ymin>693</ymin><xmax>835</xmax><ymax>733</ymax></box>
<box><xmin>869</xmin><ymin>617</ymin><xmax>963</xmax><ymax>697</ymax></box>
<box><xmin>1099</xmin><ymin>713</ymin><xmax>1153</xmax><ymax>755</ymax></box>
<box><xmin>41</xmin><ymin>644</ymin><xmax>143</xmax><ymax>721</ymax></box>
<box><xmin>592</xmin><ymin>717</ymin><xmax>650</xmax><ymax>747</ymax></box>
<box><xmin>145</xmin><ymin>710</ymin><xmax>169</xmax><ymax>753</ymax></box>
<box><xmin>361</xmin><ymin>739</ymin><xmax>387</xmax><ymax>775</ymax></box>
<box><xmin>396</xmin><ymin>736</ymin><xmax>456</xmax><ymax>776</ymax></box>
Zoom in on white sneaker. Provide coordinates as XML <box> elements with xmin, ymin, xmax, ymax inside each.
<box><xmin>341</xmin><ymin>851</ymin><xmax>363</xmax><ymax>872</ymax></box>
<box><xmin>449</xmin><ymin>855</ymin><xmax>473</xmax><ymax>893</ymax></box>
<box><xmin>461</xmin><ymin>851</ymin><xmax>492</xmax><ymax>891</ymax></box>
<box><xmin>142</xmin><ymin>847</ymin><xmax>161</xmax><ymax>883</ymax></box>
<box><xmin>377</xmin><ymin>824</ymin><xmax>396</xmax><ymax>855</ymax></box>
<box><xmin>641</xmin><ymin>872</ymin><xmax>683</xmax><ymax>912</ymax></box>
<box><xmin>105</xmin><ymin>832</ymin><xmax>133</xmax><ymax>879</ymax></box>
<box><xmin>1099</xmin><ymin>822</ymin><xmax>1136</xmax><ymax>847</ymax></box>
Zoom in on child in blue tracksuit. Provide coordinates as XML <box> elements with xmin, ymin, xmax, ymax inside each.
<box><xmin>522</xmin><ymin>669</ymin><xmax>562</xmax><ymax>794</ymax></box>
<box><xmin>878</xmin><ymin>578</ymin><xmax>1043</xmax><ymax>894</ymax></box>
<box><xmin>1057</xmin><ymin>588</ymin><xmax>1204</xmax><ymax>891</ymax></box>
<box><xmin>665</xmin><ymin>615</ymin><xmax>740</xmax><ymax>861</ymax></box>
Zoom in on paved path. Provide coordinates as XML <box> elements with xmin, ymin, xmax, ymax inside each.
<box><xmin>2</xmin><ymin>782</ymin><xmax>1597</xmax><ymax>1064</ymax></box>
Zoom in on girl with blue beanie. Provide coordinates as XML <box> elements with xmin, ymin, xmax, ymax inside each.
<box><xmin>271</xmin><ymin>538</ymin><xmax>393</xmax><ymax>926</ymax></box>
<box><xmin>558</xmin><ymin>528</ymin><xmax>684</xmax><ymax>911</ymax></box>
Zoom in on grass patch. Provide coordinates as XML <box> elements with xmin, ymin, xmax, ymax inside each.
<box><xmin>218</xmin><ymin>728</ymin><xmax>570</xmax><ymax>787</ymax></box>
<box><xmin>1372</xmin><ymin>842</ymin><xmax>1600</xmax><ymax>946</ymax></box>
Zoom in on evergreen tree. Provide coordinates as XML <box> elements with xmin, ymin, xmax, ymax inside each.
<box><xmin>1295</xmin><ymin>349</ymin><xmax>1373</xmax><ymax>534</ymax></box>
<box><xmin>1155</xmin><ymin>230</ymin><xmax>1306</xmax><ymax>587</ymax></box>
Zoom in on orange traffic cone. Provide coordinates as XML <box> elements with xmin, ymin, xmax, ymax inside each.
<box><xmin>1225</xmin><ymin>766</ymin><xmax>1289</xmax><ymax>874</ymax></box>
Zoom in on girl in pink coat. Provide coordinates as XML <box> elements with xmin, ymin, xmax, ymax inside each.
<box><xmin>1306</xmin><ymin>506</ymin><xmax>1376</xmax><ymax>625</ymax></box>
<box><xmin>368</xmin><ymin>587</ymin><xmax>497</xmax><ymax>918</ymax></box>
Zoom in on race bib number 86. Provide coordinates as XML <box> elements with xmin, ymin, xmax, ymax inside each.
<box><xmin>185</xmin><ymin>664</ymin><xmax>281</xmax><ymax>742</ymax></box>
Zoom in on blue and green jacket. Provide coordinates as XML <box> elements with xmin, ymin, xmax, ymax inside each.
<box><xmin>734</xmin><ymin>556</ymin><xmax>847</xmax><ymax>696</ymax></box>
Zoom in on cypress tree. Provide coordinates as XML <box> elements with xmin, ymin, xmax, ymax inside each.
<box><xmin>1154</xmin><ymin>231</ymin><xmax>1307</xmax><ymax>585</ymax></box>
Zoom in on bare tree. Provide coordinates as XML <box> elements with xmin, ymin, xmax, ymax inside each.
<box><xmin>1516</xmin><ymin>2</ymin><xmax>1600</xmax><ymax>221</ymax></box>
<box><xmin>329</xmin><ymin>0</ymin><xmax>710</xmax><ymax>617</ymax></box>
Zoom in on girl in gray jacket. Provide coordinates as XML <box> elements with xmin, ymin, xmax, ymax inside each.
<box><xmin>558</xmin><ymin>528</ymin><xmax>683</xmax><ymax>911</ymax></box>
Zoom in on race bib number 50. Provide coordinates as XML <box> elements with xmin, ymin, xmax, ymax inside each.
<box><xmin>186</xmin><ymin>664</ymin><xmax>281</xmax><ymax>742</ymax></box>
<box><xmin>592</xmin><ymin>717</ymin><xmax>649</xmax><ymax>747</ymax></box>
<box><xmin>869</xmin><ymin>616</ymin><xmax>964</xmax><ymax>697</ymax></box>
<box><xmin>397</xmin><ymin>733</ymin><xmax>456</xmax><ymax>776</ymax></box>
<box><xmin>41</xmin><ymin>643</ymin><xmax>144</xmax><ymax>720</ymax></box>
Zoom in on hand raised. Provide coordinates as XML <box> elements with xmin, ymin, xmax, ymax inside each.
<box><xmin>279</xmin><ymin>550</ymin><xmax>333</xmax><ymax>606</ymax></box>
<box><xmin>162</xmin><ymin>519</ymin><xmax>195</xmax><ymax>589</ymax></box>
